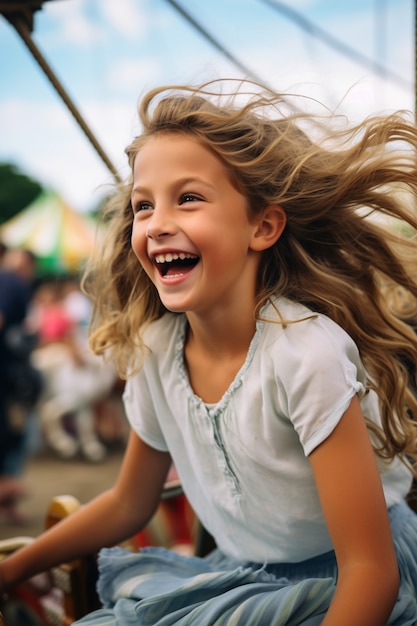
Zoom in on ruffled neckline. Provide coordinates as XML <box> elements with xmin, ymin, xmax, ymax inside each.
<box><xmin>174</xmin><ymin>313</ymin><xmax>264</xmax><ymax>417</ymax></box>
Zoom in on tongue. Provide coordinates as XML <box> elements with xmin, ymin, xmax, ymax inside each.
<box><xmin>162</xmin><ymin>257</ymin><xmax>199</xmax><ymax>277</ymax></box>
<box><xmin>164</xmin><ymin>263</ymin><xmax>193</xmax><ymax>277</ymax></box>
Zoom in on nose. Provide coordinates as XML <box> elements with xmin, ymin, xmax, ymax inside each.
<box><xmin>146</xmin><ymin>206</ymin><xmax>176</xmax><ymax>240</ymax></box>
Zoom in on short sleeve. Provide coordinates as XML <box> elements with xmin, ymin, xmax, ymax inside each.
<box><xmin>274</xmin><ymin>314</ymin><xmax>366</xmax><ymax>456</ymax></box>
<box><xmin>123</xmin><ymin>370</ymin><xmax>169</xmax><ymax>452</ymax></box>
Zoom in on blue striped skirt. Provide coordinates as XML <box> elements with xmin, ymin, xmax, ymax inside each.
<box><xmin>75</xmin><ymin>500</ymin><xmax>417</xmax><ymax>625</ymax></box>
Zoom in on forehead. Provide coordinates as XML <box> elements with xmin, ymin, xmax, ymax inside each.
<box><xmin>133</xmin><ymin>133</ymin><xmax>225</xmax><ymax>178</ymax></box>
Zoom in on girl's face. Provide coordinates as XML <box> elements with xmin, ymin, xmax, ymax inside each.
<box><xmin>130</xmin><ymin>133</ymin><xmax>264</xmax><ymax>318</ymax></box>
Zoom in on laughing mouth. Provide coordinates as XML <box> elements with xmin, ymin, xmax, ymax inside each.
<box><xmin>153</xmin><ymin>252</ymin><xmax>200</xmax><ymax>277</ymax></box>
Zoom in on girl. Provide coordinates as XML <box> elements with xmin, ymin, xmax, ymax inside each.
<box><xmin>1</xmin><ymin>79</ymin><xmax>417</xmax><ymax>625</ymax></box>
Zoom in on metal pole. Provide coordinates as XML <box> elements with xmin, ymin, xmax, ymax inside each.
<box><xmin>415</xmin><ymin>0</ymin><xmax>417</xmax><ymax>117</ymax></box>
<box><xmin>164</xmin><ymin>0</ymin><xmax>271</xmax><ymax>88</ymax></box>
<box><xmin>6</xmin><ymin>13</ymin><xmax>121</xmax><ymax>184</ymax></box>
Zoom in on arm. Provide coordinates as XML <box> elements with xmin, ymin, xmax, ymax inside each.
<box><xmin>0</xmin><ymin>431</ymin><xmax>172</xmax><ymax>592</ymax></box>
<box><xmin>309</xmin><ymin>395</ymin><xmax>399</xmax><ymax>626</ymax></box>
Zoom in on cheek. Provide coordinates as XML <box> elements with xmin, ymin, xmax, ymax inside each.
<box><xmin>131</xmin><ymin>232</ymin><xmax>154</xmax><ymax>281</ymax></box>
<box><xmin>131</xmin><ymin>221</ymin><xmax>148</xmax><ymax>262</ymax></box>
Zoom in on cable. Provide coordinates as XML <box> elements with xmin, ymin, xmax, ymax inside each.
<box><xmin>163</xmin><ymin>0</ymin><xmax>272</xmax><ymax>89</ymax></box>
<box><xmin>259</xmin><ymin>0</ymin><xmax>412</xmax><ymax>91</ymax></box>
<box><xmin>5</xmin><ymin>12</ymin><xmax>122</xmax><ymax>183</ymax></box>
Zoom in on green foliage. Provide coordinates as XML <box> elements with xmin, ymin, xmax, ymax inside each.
<box><xmin>0</xmin><ymin>163</ymin><xmax>44</xmax><ymax>225</ymax></box>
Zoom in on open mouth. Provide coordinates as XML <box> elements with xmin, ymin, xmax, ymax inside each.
<box><xmin>153</xmin><ymin>252</ymin><xmax>200</xmax><ymax>278</ymax></box>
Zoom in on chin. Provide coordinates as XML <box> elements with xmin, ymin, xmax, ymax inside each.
<box><xmin>159</xmin><ymin>300</ymin><xmax>188</xmax><ymax>314</ymax></box>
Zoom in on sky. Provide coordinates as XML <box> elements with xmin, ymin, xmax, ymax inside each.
<box><xmin>0</xmin><ymin>0</ymin><xmax>414</xmax><ymax>214</ymax></box>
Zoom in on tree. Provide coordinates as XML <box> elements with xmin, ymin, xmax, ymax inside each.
<box><xmin>0</xmin><ymin>163</ymin><xmax>44</xmax><ymax>225</ymax></box>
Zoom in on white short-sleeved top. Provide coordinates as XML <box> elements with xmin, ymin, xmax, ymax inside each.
<box><xmin>123</xmin><ymin>297</ymin><xmax>412</xmax><ymax>563</ymax></box>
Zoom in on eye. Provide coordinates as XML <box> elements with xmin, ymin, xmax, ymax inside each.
<box><xmin>132</xmin><ymin>200</ymin><xmax>153</xmax><ymax>214</ymax></box>
<box><xmin>180</xmin><ymin>193</ymin><xmax>202</xmax><ymax>204</ymax></box>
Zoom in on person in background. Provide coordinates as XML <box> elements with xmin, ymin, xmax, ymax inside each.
<box><xmin>31</xmin><ymin>280</ymin><xmax>115</xmax><ymax>462</ymax></box>
<box><xmin>61</xmin><ymin>276</ymin><xmax>92</xmax><ymax>333</ymax></box>
<box><xmin>0</xmin><ymin>79</ymin><xmax>417</xmax><ymax>624</ymax></box>
<box><xmin>62</xmin><ymin>276</ymin><xmax>128</xmax><ymax>448</ymax></box>
<box><xmin>0</xmin><ymin>247</ymin><xmax>40</xmax><ymax>523</ymax></box>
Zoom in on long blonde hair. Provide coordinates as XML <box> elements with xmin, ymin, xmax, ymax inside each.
<box><xmin>83</xmin><ymin>79</ymin><xmax>417</xmax><ymax>467</ymax></box>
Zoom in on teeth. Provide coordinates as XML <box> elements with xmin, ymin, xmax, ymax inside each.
<box><xmin>154</xmin><ymin>252</ymin><xmax>197</xmax><ymax>264</ymax></box>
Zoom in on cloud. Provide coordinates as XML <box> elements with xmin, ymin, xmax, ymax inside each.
<box><xmin>100</xmin><ymin>0</ymin><xmax>150</xmax><ymax>40</ymax></box>
<box><xmin>0</xmin><ymin>0</ymin><xmax>413</xmax><ymax>214</ymax></box>
<box><xmin>105</xmin><ymin>57</ymin><xmax>161</xmax><ymax>91</ymax></box>
<box><xmin>0</xmin><ymin>96</ymin><xmax>130</xmax><ymax>211</ymax></box>
<box><xmin>42</xmin><ymin>0</ymin><xmax>105</xmax><ymax>46</ymax></box>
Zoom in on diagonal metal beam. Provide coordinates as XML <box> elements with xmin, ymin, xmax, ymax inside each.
<box><xmin>259</xmin><ymin>0</ymin><xmax>412</xmax><ymax>91</ymax></box>
<box><xmin>164</xmin><ymin>0</ymin><xmax>272</xmax><ymax>89</ymax></box>
<box><xmin>0</xmin><ymin>0</ymin><xmax>52</xmax><ymax>32</ymax></box>
<box><xmin>1</xmin><ymin>2</ymin><xmax>121</xmax><ymax>183</ymax></box>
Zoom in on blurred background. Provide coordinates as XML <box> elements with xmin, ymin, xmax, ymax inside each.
<box><xmin>0</xmin><ymin>0</ymin><xmax>414</xmax><ymax>217</ymax></box>
<box><xmin>0</xmin><ymin>0</ymin><xmax>415</xmax><ymax>541</ymax></box>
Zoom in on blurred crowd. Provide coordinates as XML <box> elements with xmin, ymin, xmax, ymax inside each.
<box><xmin>0</xmin><ymin>243</ymin><xmax>128</xmax><ymax>525</ymax></box>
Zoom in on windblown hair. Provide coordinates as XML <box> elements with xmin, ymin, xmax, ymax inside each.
<box><xmin>83</xmin><ymin>78</ymin><xmax>417</xmax><ymax>469</ymax></box>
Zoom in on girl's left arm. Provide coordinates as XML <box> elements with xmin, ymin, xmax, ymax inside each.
<box><xmin>309</xmin><ymin>394</ymin><xmax>400</xmax><ymax>626</ymax></box>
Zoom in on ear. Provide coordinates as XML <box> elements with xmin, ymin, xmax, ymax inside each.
<box><xmin>250</xmin><ymin>205</ymin><xmax>286</xmax><ymax>252</ymax></box>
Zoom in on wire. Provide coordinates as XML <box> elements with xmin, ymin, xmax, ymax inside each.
<box><xmin>4</xmin><ymin>11</ymin><xmax>122</xmax><ymax>183</ymax></box>
<box><xmin>258</xmin><ymin>0</ymin><xmax>413</xmax><ymax>91</ymax></box>
<box><xmin>163</xmin><ymin>0</ymin><xmax>272</xmax><ymax>89</ymax></box>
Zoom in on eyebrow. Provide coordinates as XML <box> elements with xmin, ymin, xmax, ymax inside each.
<box><xmin>131</xmin><ymin>176</ymin><xmax>215</xmax><ymax>195</ymax></box>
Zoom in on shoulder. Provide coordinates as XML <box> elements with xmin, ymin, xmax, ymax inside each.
<box><xmin>260</xmin><ymin>297</ymin><xmax>364</xmax><ymax>382</ymax></box>
<box><xmin>137</xmin><ymin>313</ymin><xmax>186</xmax><ymax>380</ymax></box>
<box><xmin>142</xmin><ymin>313</ymin><xmax>185</xmax><ymax>353</ymax></box>
<box><xmin>260</xmin><ymin>298</ymin><xmax>367</xmax><ymax>454</ymax></box>
<box><xmin>264</xmin><ymin>297</ymin><xmax>359</xmax><ymax>352</ymax></box>
<box><xmin>124</xmin><ymin>314</ymin><xmax>180</xmax><ymax>394</ymax></box>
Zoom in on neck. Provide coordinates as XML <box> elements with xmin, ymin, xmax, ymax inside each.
<box><xmin>185</xmin><ymin>300</ymin><xmax>257</xmax><ymax>358</ymax></box>
<box><xmin>184</xmin><ymin>301</ymin><xmax>258</xmax><ymax>403</ymax></box>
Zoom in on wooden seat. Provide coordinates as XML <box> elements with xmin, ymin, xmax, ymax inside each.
<box><xmin>1</xmin><ymin>478</ymin><xmax>415</xmax><ymax>625</ymax></box>
<box><xmin>0</xmin><ymin>480</ymin><xmax>209</xmax><ymax>626</ymax></box>
<box><xmin>0</xmin><ymin>494</ymin><xmax>99</xmax><ymax>626</ymax></box>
